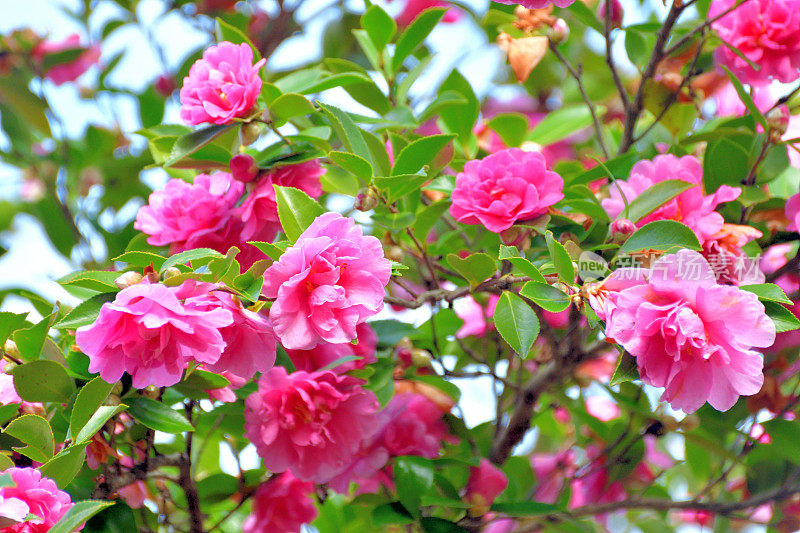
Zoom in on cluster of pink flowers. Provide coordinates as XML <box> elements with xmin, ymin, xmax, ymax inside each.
<box><xmin>591</xmin><ymin>250</ymin><xmax>775</xmax><ymax>413</ymax></box>
<box><xmin>710</xmin><ymin>0</ymin><xmax>800</xmax><ymax>86</ymax></box>
<box><xmin>32</xmin><ymin>34</ymin><xmax>100</xmax><ymax>86</ymax></box>
<box><xmin>602</xmin><ymin>154</ymin><xmax>741</xmax><ymax>245</ymax></box>
<box><xmin>134</xmin><ymin>161</ymin><xmax>325</xmax><ymax>269</ymax></box>
<box><xmin>179</xmin><ymin>41</ymin><xmax>266</xmax><ymax>125</ymax></box>
<box><xmin>262</xmin><ymin>212</ymin><xmax>392</xmax><ymax>350</ymax></box>
<box><xmin>0</xmin><ymin>468</ymin><xmax>77</xmax><ymax>532</ymax></box>
<box><xmin>76</xmin><ymin>280</ymin><xmax>276</xmax><ymax>387</ymax></box>
<box><xmin>450</xmin><ymin>148</ymin><xmax>564</xmax><ymax>233</ymax></box>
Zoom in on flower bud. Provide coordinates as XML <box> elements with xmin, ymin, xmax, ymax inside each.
<box><xmin>767</xmin><ymin>105</ymin><xmax>791</xmax><ymax>141</ymax></box>
<box><xmin>598</xmin><ymin>0</ymin><xmax>623</xmax><ymax>30</ymax></box>
<box><xmin>230</xmin><ymin>153</ymin><xmax>260</xmax><ymax>183</ymax></box>
<box><xmin>354</xmin><ymin>187</ymin><xmax>380</xmax><ymax>212</ymax></box>
<box><xmin>239</xmin><ymin>121</ymin><xmax>265</xmax><ymax>146</ymax></box>
<box><xmin>142</xmin><ymin>386</ymin><xmax>160</xmax><ymax>399</ymax></box>
<box><xmin>610</xmin><ymin>218</ymin><xmax>636</xmax><ymax>243</ymax></box>
<box><xmin>162</xmin><ymin>267</ymin><xmax>182</xmax><ymax>280</ymax></box>
<box><xmin>386</xmin><ymin>245</ymin><xmax>404</xmax><ymax>263</ymax></box>
<box><xmin>155</xmin><ymin>74</ymin><xmax>176</xmax><ymax>97</ymax></box>
<box><xmin>499</xmin><ymin>226</ymin><xmax>531</xmax><ymax>248</ymax></box>
<box><xmin>3</xmin><ymin>340</ymin><xmax>20</xmax><ymax>360</ymax></box>
<box><xmin>465</xmin><ymin>459</ymin><xmax>508</xmax><ymax>517</ymax></box>
<box><xmin>410</xmin><ymin>348</ymin><xmax>433</xmax><ymax>368</ymax></box>
<box><xmin>549</xmin><ymin>19</ymin><xmax>570</xmax><ymax>44</ymax></box>
<box><xmin>115</xmin><ymin>271</ymin><xmax>144</xmax><ymax>290</ymax></box>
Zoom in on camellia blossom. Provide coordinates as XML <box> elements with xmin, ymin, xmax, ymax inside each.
<box><xmin>710</xmin><ymin>0</ymin><xmax>800</xmax><ymax>85</ymax></box>
<box><xmin>176</xmin><ymin>283</ymin><xmax>276</xmax><ymax>381</ymax></box>
<box><xmin>602</xmin><ymin>154</ymin><xmax>741</xmax><ymax>244</ymax></box>
<box><xmin>450</xmin><ymin>148</ymin><xmax>564</xmax><ymax>233</ymax></box>
<box><xmin>0</xmin><ymin>468</ymin><xmax>77</xmax><ymax>532</ymax></box>
<box><xmin>0</xmin><ymin>370</ymin><xmax>21</xmax><ymax>406</ymax></box>
<box><xmin>243</xmin><ymin>472</ymin><xmax>318</xmax><ymax>533</ymax></box>
<box><xmin>594</xmin><ymin>250</ymin><xmax>776</xmax><ymax>413</ymax></box>
<box><xmin>454</xmin><ymin>294</ymin><xmax>499</xmax><ymax>338</ymax></box>
<box><xmin>237</xmin><ymin>160</ymin><xmax>326</xmax><ymax>242</ymax></box>
<box><xmin>286</xmin><ymin>322</ymin><xmax>377</xmax><ymax>373</ymax></box>
<box><xmin>179</xmin><ymin>41</ymin><xmax>266</xmax><ymax>125</ymax></box>
<box><xmin>76</xmin><ymin>282</ymin><xmax>234</xmax><ymax>388</ymax></box>
<box><xmin>392</xmin><ymin>0</ymin><xmax>460</xmax><ymax>26</ymax></box>
<box><xmin>262</xmin><ymin>212</ymin><xmax>392</xmax><ymax>350</ymax></box>
<box><xmin>244</xmin><ymin>367</ymin><xmax>380</xmax><ymax>482</ymax></box>
<box><xmin>786</xmin><ymin>190</ymin><xmax>800</xmax><ymax>231</ymax></box>
<box><xmin>134</xmin><ymin>172</ymin><xmax>243</xmax><ymax>253</ymax></box>
<box><xmin>464</xmin><ymin>459</ymin><xmax>508</xmax><ymax>516</ymax></box>
<box><xmin>32</xmin><ymin>34</ymin><xmax>100</xmax><ymax>86</ymax></box>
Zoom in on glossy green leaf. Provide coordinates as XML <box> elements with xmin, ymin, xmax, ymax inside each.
<box><xmin>445</xmin><ymin>253</ymin><xmax>497</xmax><ymax>288</ymax></box>
<box><xmin>519</xmin><ymin>282</ymin><xmax>570</xmax><ymax>313</ymax></box>
<box><xmin>4</xmin><ymin>415</ymin><xmax>55</xmax><ymax>463</ymax></box>
<box><xmin>70</xmin><ymin>377</ymin><xmax>114</xmax><ymax>441</ymax></box>
<box><xmin>39</xmin><ymin>444</ymin><xmax>88</xmax><ymax>489</ymax></box>
<box><xmin>126</xmin><ymin>396</ymin><xmax>194</xmax><ymax>434</ymax></box>
<box><xmin>50</xmin><ymin>500</ymin><xmax>115</xmax><ymax>533</ymax></box>
<box><xmin>274</xmin><ymin>185</ymin><xmax>325</xmax><ymax>242</ymax></box>
<box><xmin>623</xmin><ymin>180</ymin><xmax>694</xmax><ymax>223</ymax></box>
<box><xmin>619</xmin><ymin>220</ymin><xmax>702</xmax><ymax>254</ymax></box>
<box><xmin>13</xmin><ymin>360</ymin><xmax>74</xmax><ymax>403</ymax></box>
<box><xmin>54</xmin><ymin>293</ymin><xmax>116</xmax><ymax>330</ymax></box>
<box><xmin>394</xmin><ymin>456</ymin><xmax>435</xmax><ymax>517</ymax></box>
<box><xmin>392</xmin><ymin>8</ymin><xmax>447</xmax><ymax>71</ymax></box>
<box><xmin>493</xmin><ymin>292</ymin><xmax>540</xmax><ymax>357</ymax></box>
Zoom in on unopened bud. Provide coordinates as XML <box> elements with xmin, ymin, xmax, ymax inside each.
<box><xmin>162</xmin><ymin>267</ymin><xmax>181</xmax><ymax>280</ymax></box>
<box><xmin>154</xmin><ymin>74</ymin><xmax>176</xmax><ymax>97</ymax></box>
<box><xmin>111</xmin><ymin>382</ymin><xmax>124</xmax><ymax>396</ymax></box>
<box><xmin>115</xmin><ymin>271</ymin><xmax>143</xmax><ymax>290</ymax></box>
<box><xmin>386</xmin><ymin>245</ymin><xmax>404</xmax><ymax>263</ymax></box>
<box><xmin>3</xmin><ymin>340</ymin><xmax>20</xmax><ymax>360</ymax></box>
<box><xmin>239</xmin><ymin>121</ymin><xmax>265</xmax><ymax>146</ymax></box>
<box><xmin>499</xmin><ymin>226</ymin><xmax>531</xmax><ymax>248</ymax></box>
<box><xmin>598</xmin><ymin>0</ymin><xmax>623</xmax><ymax>30</ymax></box>
<box><xmin>549</xmin><ymin>19</ymin><xmax>570</xmax><ymax>44</ymax></box>
<box><xmin>767</xmin><ymin>105</ymin><xmax>791</xmax><ymax>140</ymax></box>
<box><xmin>230</xmin><ymin>153</ymin><xmax>260</xmax><ymax>183</ymax></box>
<box><xmin>609</xmin><ymin>218</ymin><xmax>636</xmax><ymax>243</ymax></box>
<box><xmin>354</xmin><ymin>187</ymin><xmax>380</xmax><ymax>212</ymax></box>
<box><xmin>142</xmin><ymin>386</ymin><xmax>160</xmax><ymax>399</ymax></box>
<box><xmin>410</xmin><ymin>348</ymin><xmax>432</xmax><ymax>368</ymax></box>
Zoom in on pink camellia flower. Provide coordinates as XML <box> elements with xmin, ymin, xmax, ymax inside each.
<box><xmin>134</xmin><ymin>172</ymin><xmax>244</xmax><ymax>253</ymax></box>
<box><xmin>179</xmin><ymin>41</ymin><xmax>266</xmax><ymax>125</ymax></box>
<box><xmin>464</xmin><ymin>459</ymin><xmax>508</xmax><ymax>516</ymax></box>
<box><xmin>76</xmin><ymin>281</ymin><xmax>234</xmax><ymax>388</ymax></box>
<box><xmin>32</xmin><ymin>34</ymin><xmax>100</xmax><ymax>86</ymax></box>
<box><xmin>287</xmin><ymin>322</ymin><xmax>377</xmax><ymax>373</ymax></box>
<box><xmin>454</xmin><ymin>294</ymin><xmax>499</xmax><ymax>338</ymax></box>
<box><xmin>602</xmin><ymin>154</ymin><xmax>741</xmax><ymax>245</ymax></box>
<box><xmin>243</xmin><ymin>472</ymin><xmax>318</xmax><ymax>533</ymax></box>
<box><xmin>176</xmin><ymin>283</ymin><xmax>276</xmax><ymax>381</ymax></box>
<box><xmin>713</xmin><ymin>82</ymin><xmax>775</xmax><ymax>117</ymax></box>
<box><xmin>0</xmin><ymin>468</ymin><xmax>77</xmax><ymax>532</ymax></box>
<box><xmin>0</xmin><ymin>370</ymin><xmax>21</xmax><ymax>406</ymax></box>
<box><xmin>585</xmin><ymin>396</ymin><xmax>620</xmax><ymax>422</ymax></box>
<box><xmin>244</xmin><ymin>367</ymin><xmax>380</xmax><ymax>482</ymax></box>
<box><xmin>392</xmin><ymin>0</ymin><xmax>460</xmax><ymax>26</ymax></box>
<box><xmin>531</xmin><ymin>449</ymin><xmax>576</xmax><ymax>503</ymax></box>
<box><xmin>701</xmin><ymin>223</ymin><xmax>764</xmax><ymax>285</ymax></box>
<box><xmin>118</xmin><ymin>481</ymin><xmax>149</xmax><ymax>509</ymax></box>
<box><xmin>786</xmin><ymin>191</ymin><xmax>800</xmax><ymax>231</ymax></box>
<box><xmin>230</xmin><ymin>153</ymin><xmax>259</xmax><ymax>183</ymax></box>
<box><xmin>450</xmin><ymin>148</ymin><xmax>564</xmax><ymax>233</ymax></box>
<box><xmin>237</xmin><ymin>160</ymin><xmax>326</xmax><ymax>242</ymax></box>
<box><xmin>710</xmin><ymin>0</ymin><xmax>800</xmax><ymax>85</ymax></box>
<box><xmin>326</xmin><ymin>391</ymin><xmax>455</xmax><ymax>494</ymax></box>
<box><xmin>262</xmin><ymin>212</ymin><xmax>392</xmax><ymax>350</ymax></box>
<box><xmin>596</xmin><ymin>250</ymin><xmax>776</xmax><ymax>413</ymax></box>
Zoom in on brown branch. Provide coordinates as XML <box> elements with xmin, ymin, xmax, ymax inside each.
<box><xmin>92</xmin><ymin>453</ymin><xmax>183</xmax><ymax>499</ymax></box>
<box><xmin>604</xmin><ymin>0</ymin><xmax>630</xmax><ymax>113</ymax></box>
<box><xmin>663</xmin><ymin>0</ymin><xmax>754</xmax><ymax>59</ymax></box>
<box><xmin>384</xmin><ymin>276</ymin><xmax>533</xmax><ymax>309</ymax></box>
<box><xmin>181</xmin><ymin>401</ymin><xmax>204</xmax><ymax>533</ymax></box>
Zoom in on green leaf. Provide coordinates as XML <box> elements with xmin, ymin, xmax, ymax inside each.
<box><xmin>249</xmin><ymin>240</ymin><xmax>289</xmax><ymax>261</ymax></box>
<box><xmin>519</xmin><ymin>282</ymin><xmax>570</xmax><ymax>313</ymax></box>
<box><xmin>361</xmin><ymin>5</ymin><xmax>396</xmax><ymax>51</ymax></box>
<box><xmin>329</xmin><ymin>151</ymin><xmax>373</xmax><ymax>180</ymax></box>
<box><xmin>545</xmin><ymin>231</ymin><xmax>576</xmax><ymax>283</ymax></box>
<box><xmin>763</xmin><ymin>301</ymin><xmax>800</xmax><ymax>333</ymax></box>
<box><xmin>39</xmin><ymin>444</ymin><xmax>88</xmax><ymax>489</ymax></box>
<box><xmin>762</xmin><ymin>419</ymin><xmax>800</xmax><ymax>463</ymax></box>
<box><xmin>420</xmin><ymin>518</ymin><xmax>468</xmax><ymax>533</ymax></box>
<box><xmin>487</xmin><ymin>113</ymin><xmax>529</xmax><ymax>148</ymax></box>
<box><xmin>392</xmin><ymin>8</ymin><xmax>447</xmax><ymax>71</ymax></box>
<box><xmin>4</xmin><ymin>414</ymin><xmax>55</xmax><ymax>463</ymax></box>
<box><xmin>529</xmin><ymin>105</ymin><xmax>601</xmax><ymax>146</ymax></box>
<box><xmin>740</xmin><ymin>283</ymin><xmax>793</xmax><ymax>305</ymax></box>
<box><xmin>49</xmin><ymin>500</ymin><xmax>115</xmax><ymax>533</ymax></box>
<box><xmin>619</xmin><ymin>220</ymin><xmax>702</xmax><ymax>254</ymax></box>
<box><xmin>274</xmin><ymin>185</ymin><xmax>326</xmax><ymax>242</ymax></box>
<box><xmin>0</xmin><ymin>312</ymin><xmax>29</xmax><ymax>347</ymax></box>
<box><xmin>498</xmin><ymin>246</ymin><xmax>547</xmax><ymax>282</ymax></box>
<box><xmin>12</xmin><ymin>314</ymin><xmax>55</xmax><ymax>362</ymax></box>
<box><xmin>566</xmin><ymin>1</ymin><xmax>604</xmax><ymax>33</ymax></box>
<box><xmin>721</xmin><ymin>66</ymin><xmax>768</xmax><ymax>130</ymax></box>
<box><xmin>58</xmin><ymin>271</ymin><xmax>120</xmax><ymax>293</ymax></box>
<box><xmin>445</xmin><ymin>253</ymin><xmax>497</xmax><ymax>288</ymax></box>
<box><xmin>391</xmin><ymin>134</ymin><xmax>455</xmax><ymax>176</ymax></box>
<box><xmin>174</xmin><ymin>369</ymin><xmax>231</xmax><ymax>398</ymax></box>
<box><xmin>0</xmin><ymin>71</ymin><xmax>50</xmax><ymax>135</ymax></box>
<box><xmin>623</xmin><ymin>180</ymin><xmax>694</xmax><ymax>223</ymax></box>
<box><xmin>215</xmin><ymin>18</ymin><xmax>261</xmax><ymax>60</ymax></box>
<box><xmin>164</xmin><ymin>124</ymin><xmax>236</xmax><ymax>168</ymax></box>
<box><xmin>270</xmin><ymin>93</ymin><xmax>316</xmax><ymax>122</ymax></box>
<box><xmin>704</xmin><ymin>137</ymin><xmax>751</xmax><ymax>190</ymax></box>
<box><xmin>394</xmin><ymin>456</ymin><xmax>435</xmax><ymax>517</ymax></box>
<box><xmin>13</xmin><ymin>360</ymin><xmax>74</xmax><ymax>403</ymax></box>
<box><xmin>412</xmin><ymin>200</ymin><xmax>450</xmax><ymax>241</ymax></box>
<box><xmin>70</xmin><ymin>377</ymin><xmax>114</xmax><ymax>441</ymax></box>
<box><xmin>54</xmin><ymin>293</ymin><xmax>116</xmax><ymax>330</ymax></box>
<box><xmin>160</xmin><ymin>248</ymin><xmax>223</xmax><ymax>273</ymax></box>
<box><xmin>74</xmin><ymin>405</ymin><xmax>127</xmax><ymax>445</ymax></box>
<box><xmin>373</xmin><ymin>174</ymin><xmax>430</xmax><ymax>203</ymax></box>
<box><xmin>493</xmin><ymin>292</ymin><xmax>540</xmax><ymax>357</ymax></box>
<box><xmin>318</xmin><ymin>103</ymin><xmax>373</xmax><ymax>164</ymax></box>
<box><xmin>437</xmin><ymin>71</ymin><xmax>479</xmax><ymax>143</ymax></box>
<box><xmin>126</xmin><ymin>396</ymin><xmax>194</xmax><ymax>434</ymax></box>
<box><xmin>609</xmin><ymin>351</ymin><xmax>639</xmax><ymax>386</ymax></box>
